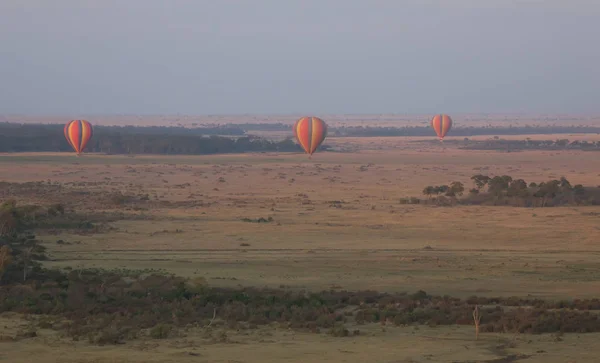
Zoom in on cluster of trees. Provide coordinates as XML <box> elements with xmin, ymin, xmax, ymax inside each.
<box><xmin>419</xmin><ymin>175</ymin><xmax>599</xmax><ymax>207</ymax></box>
<box><xmin>0</xmin><ymin>123</ymin><xmax>314</xmax><ymax>154</ymax></box>
<box><xmin>459</xmin><ymin>138</ymin><xmax>600</xmax><ymax>151</ymax></box>
<box><xmin>422</xmin><ymin>182</ymin><xmax>465</xmax><ymax>198</ymax></box>
<box><xmin>0</xmin><ymin>200</ymin><xmax>52</xmax><ymax>284</ymax></box>
<box><xmin>220</xmin><ymin>123</ymin><xmax>291</xmax><ymax>131</ymax></box>
<box><xmin>203</xmin><ymin>123</ymin><xmax>600</xmax><ymax>138</ymax></box>
<box><xmin>0</xmin><ymin>123</ymin><xmax>246</xmax><ymax>136</ymax></box>
<box><xmin>333</xmin><ymin>125</ymin><xmax>600</xmax><ymax>138</ymax></box>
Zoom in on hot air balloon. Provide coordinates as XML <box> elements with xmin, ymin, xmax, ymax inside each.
<box><xmin>293</xmin><ymin>116</ymin><xmax>327</xmax><ymax>158</ymax></box>
<box><xmin>430</xmin><ymin>114</ymin><xmax>453</xmax><ymax>141</ymax></box>
<box><xmin>64</xmin><ymin>119</ymin><xmax>93</xmax><ymax>156</ymax></box>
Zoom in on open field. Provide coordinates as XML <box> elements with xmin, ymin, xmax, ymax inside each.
<box><xmin>2</xmin><ymin>315</ymin><xmax>594</xmax><ymax>363</ymax></box>
<box><xmin>2</xmin><ymin>136</ymin><xmax>600</xmax><ymax>362</ymax></box>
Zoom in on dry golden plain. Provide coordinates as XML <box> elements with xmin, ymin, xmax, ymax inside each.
<box><xmin>2</xmin><ymin>135</ymin><xmax>600</xmax><ymax>363</ymax></box>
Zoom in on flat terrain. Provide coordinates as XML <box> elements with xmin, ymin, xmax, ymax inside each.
<box><xmin>1</xmin><ymin>134</ymin><xmax>600</xmax><ymax>362</ymax></box>
<box><xmin>1</xmin><ymin>313</ymin><xmax>592</xmax><ymax>363</ymax></box>
<box><xmin>5</xmin><ymin>113</ymin><xmax>600</xmax><ymax>128</ymax></box>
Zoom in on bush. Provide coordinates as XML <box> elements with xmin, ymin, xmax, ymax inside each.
<box><xmin>150</xmin><ymin>324</ymin><xmax>172</xmax><ymax>339</ymax></box>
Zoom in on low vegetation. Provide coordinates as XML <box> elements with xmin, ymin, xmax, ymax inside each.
<box><xmin>457</xmin><ymin>137</ymin><xmax>600</xmax><ymax>151</ymax></box>
<box><xmin>2</xmin><ymin>199</ymin><xmax>600</xmax><ymax>346</ymax></box>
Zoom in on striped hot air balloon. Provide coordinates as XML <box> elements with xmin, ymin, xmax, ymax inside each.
<box><xmin>430</xmin><ymin>114</ymin><xmax>453</xmax><ymax>141</ymax></box>
<box><xmin>64</xmin><ymin>119</ymin><xmax>93</xmax><ymax>156</ymax></box>
<box><xmin>293</xmin><ymin>116</ymin><xmax>327</xmax><ymax>158</ymax></box>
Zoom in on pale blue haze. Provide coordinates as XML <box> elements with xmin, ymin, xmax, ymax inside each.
<box><xmin>0</xmin><ymin>0</ymin><xmax>598</xmax><ymax>115</ymax></box>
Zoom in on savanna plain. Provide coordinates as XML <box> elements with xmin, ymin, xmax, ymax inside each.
<box><xmin>2</xmin><ymin>126</ymin><xmax>600</xmax><ymax>363</ymax></box>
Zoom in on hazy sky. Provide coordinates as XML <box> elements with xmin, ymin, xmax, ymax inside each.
<box><xmin>1</xmin><ymin>0</ymin><xmax>598</xmax><ymax>115</ymax></box>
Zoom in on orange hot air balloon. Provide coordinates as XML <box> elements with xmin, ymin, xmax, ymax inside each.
<box><xmin>64</xmin><ymin>119</ymin><xmax>93</xmax><ymax>156</ymax></box>
<box><xmin>293</xmin><ymin>116</ymin><xmax>328</xmax><ymax>158</ymax></box>
<box><xmin>431</xmin><ymin>114</ymin><xmax>453</xmax><ymax>141</ymax></box>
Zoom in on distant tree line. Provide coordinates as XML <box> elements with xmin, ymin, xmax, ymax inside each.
<box><xmin>0</xmin><ymin>122</ymin><xmax>247</xmax><ymax>136</ymax></box>
<box><xmin>188</xmin><ymin>123</ymin><xmax>600</xmax><ymax>137</ymax></box>
<box><xmin>456</xmin><ymin>138</ymin><xmax>600</xmax><ymax>151</ymax></box>
<box><xmin>403</xmin><ymin>175</ymin><xmax>600</xmax><ymax>207</ymax></box>
<box><xmin>221</xmin><ymin>123</ymin><xmax>292</xmax><ymax>131</ymax></box>
<box><xmin>333</xmin><ymin>125</ymin><xmax>600</xmax><ymax>137</ymax></box>
<box><xmin>0</xmin><ymin>123</ymin><xmax>316</xmax><ymax>155</ymax></box>
<box><xmin>2</xmin><ymin>121</ymin><xmax>598</xmax><ymax>154</ymax></box>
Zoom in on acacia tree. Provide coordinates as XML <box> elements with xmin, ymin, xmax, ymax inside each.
<box><xmin>0</xmin><ymin>200</ymin><xmax>48</xmax><ymax>284</ymax></box>
<box><xmin>559</xmin><ymin>176</ymin><xmax>572</xmax><ymax>190</ymax></box>
<box><xmin>0</xmin><ymin>200</ymin><xmax>19</xmax><ymax>236</ymax></box>
<box><xmin>534</xmin><ymin>180</ymin><xmax>561</xmax><ymax>207</ymax></box>
<box><xmin>435</xmin><ymin>185</ymin><xmax>449</xmax><ymax>195</ymax></box>
<box><xmin>449</xmin><ymin>181</ymin><xmax>465</xmax><ymax>197</ymax></box>
<box><xmin>487</xmin><ymin>176</ymin><xmax>508</xmax><ymax>199</ymax></box>
<box><xmin>471</xmin><ymin>174</ymin><xmax>490</xmax><ymax>190</ymax></box>
<box><xmin>573</xmin><ymin>184</ymin><xmax>585</xmax><ymax>196</ymax></box>
<box><xmin>507</xmin><ymin>179</ymin><xmax>528</xmax><ymax>197</ymax></box>
<box><xmin>0</xmin><ymin>246</ymin><xmax>12</xmax><ymax>282</ymax></box>
<box><xmin>422</xmin><ymin>186</ymin><xmax>435</xmax><ymax>199</ymax></box>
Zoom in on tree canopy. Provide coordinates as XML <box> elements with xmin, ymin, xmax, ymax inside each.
<box><xmin>0</xmin><ymin>123</ymin><xmax>314</xmax><ymax>155</ymax></box>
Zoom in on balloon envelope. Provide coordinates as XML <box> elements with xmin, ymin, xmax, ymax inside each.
<box><xmin>293</xmin><ymin>116</ymin><xmax>327</xmax><ymax>156</ymax></box>
<box><xmin>431</xmin><ymin>114</ymin><xmax>453</xmax><ymax>140</ymax></box>
<box><xmin>64</xmin><ymin>120</ymin><xmax>93</xmax><ymax>155</ymax></box>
